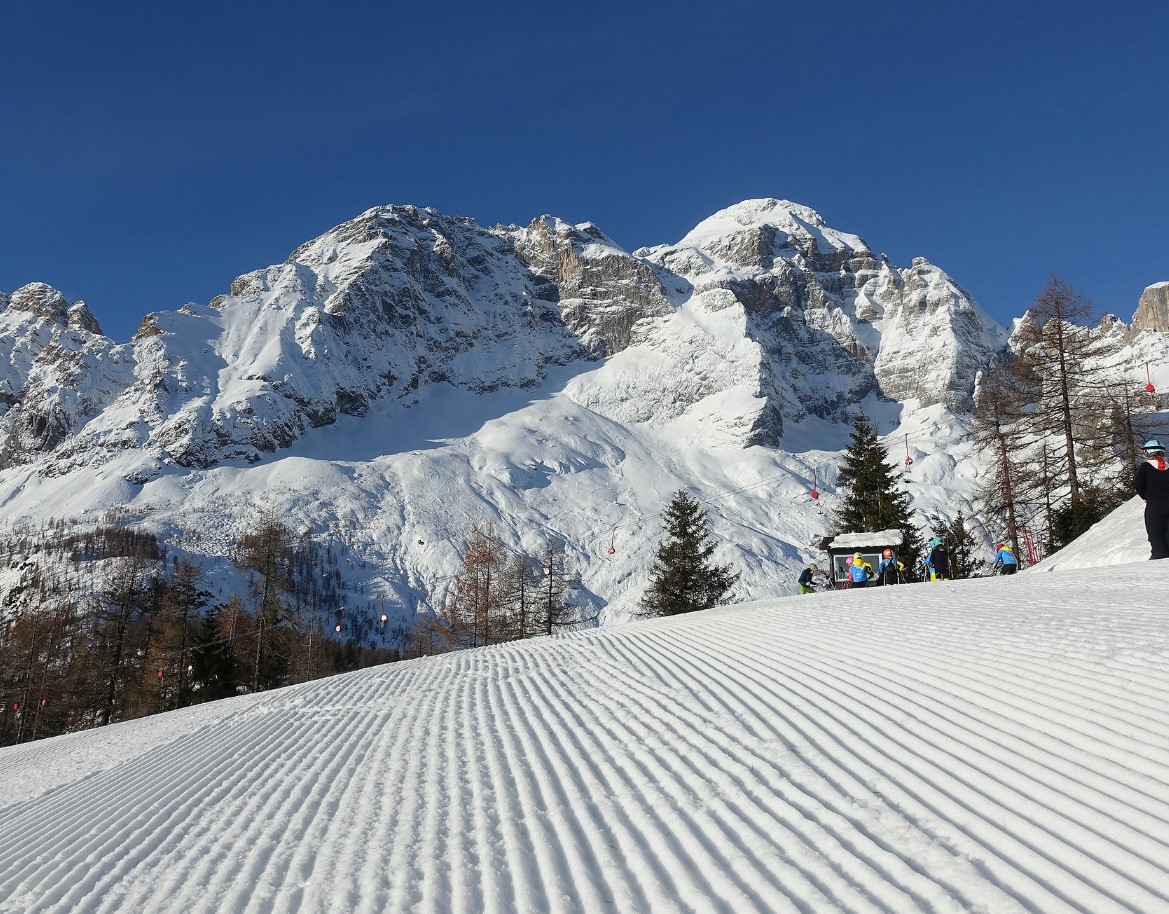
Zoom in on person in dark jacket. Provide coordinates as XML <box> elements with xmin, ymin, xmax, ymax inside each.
<box><xmin>877</xmin><ymin>548</ymin><xmax>900</xmax><ymax>585</ymax></box>
<box><xmin>797</xmin><ymin>563</ymin><xmax>821</xmax><ymax>594</ymax></box>
<box><xmin>925</xmin><ymin>537</ymin><xmax>950</xmax><ymax>581</ymax></box>
<box><xmin>1135</xmin><ymin>439</ymin><xmax>1169</xmax><ymax>559</ymax></box>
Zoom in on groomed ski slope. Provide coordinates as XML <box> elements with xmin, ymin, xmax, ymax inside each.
<box><xmin>2</xmin><ymin>563</ymin><xmax>1168</xmax><ymax>914</ymax></box>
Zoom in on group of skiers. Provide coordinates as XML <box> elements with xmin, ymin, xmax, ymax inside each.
<box><xmin>796</xmin><ymin>437</ymin><xmax>1169</xmax><ymax>595</ymax></box>
<box><xmin>797</xmin><ymin>536</ymin><xmax>1022</xmax><ymax>594</ymax></box>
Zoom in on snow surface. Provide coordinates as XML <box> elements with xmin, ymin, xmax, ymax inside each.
<box><xmin>828</xmin><ymin>529</ymin><xmax>905</xmax><ymax>550</ymax></box>
<box><xmin>2</xmin><ymin>561</ymin><xmax>1168</xmax><ymax>914</ymax></box>
<box><xmin>1032</xmin><ymin>496</ymin><xmax>1154</xmax><ymax>572</ymax></box>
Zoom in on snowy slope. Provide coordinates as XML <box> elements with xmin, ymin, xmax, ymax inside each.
<box><xmin>2</xmin><ymin>563</ymin><xmax>1167</xmax><ymax>914</ymax></box>
<box><xmin>1032</xmin><ymin>495</ymin><xmax>1152</xmax><ymax>571</ymax></box>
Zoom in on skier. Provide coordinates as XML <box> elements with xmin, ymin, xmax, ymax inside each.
<box><xmin>797</xmin><ymin>563</ymin><xmax>821</xmax><ymax>595</ymax></box>
<box><xmin>849</xmin><ymin>551</ymin><xmax>874</xmax><ymax>588</ymax></box>
<box><xmin>877</xmin><ymin>548</ymin><xmax>900</xmax><ymax>585</ymax></box>
<box><xmin>992</xmin><ymin>542</ymin><xmax>1018</xmax><ymax>575</ymax></box>
<box><xmin>1135</xmin><ymin>439</ymin><xmax>1169</xmax><ymax>560</ymax></box>
<box><xmin>925</xmin><ymin>537</ymin><xmax>950</xmax><ymax>581</ymax></box>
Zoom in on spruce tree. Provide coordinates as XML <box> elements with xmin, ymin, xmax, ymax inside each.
<box><xmin>640</xmin><ymin>491</ymin><xmax>739</xmax><ymax>616</ymax></box>
<box><xmin>834</xmin><ymin>412</ymin><xmax>923</xmax><ymax>560</ymax></box>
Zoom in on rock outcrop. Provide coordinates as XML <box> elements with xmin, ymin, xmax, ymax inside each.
<box><xmin>1133</xmin><ymin>283</ymin><xmax>1169</xmax><ymax>333</ymax></box>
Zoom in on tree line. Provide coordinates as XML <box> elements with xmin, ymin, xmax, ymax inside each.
<box><xmin>635</xmin><ymin>276</ymin><xmax>1159</xmax><ymax>614</ymax></box>
<box><xmin>973</xmin><ymin>276</ymin><xmax>1158</xmax><ymax>554</ymax></box>
<box><xmin>419</xmin><ymin>523</ymin><xmax>597</xmax><ymax>650</ymax></box>
<box><xmin>0</xmin><ymin>512</ymin><xmax>395</xmax><ymax>747</ymax></box>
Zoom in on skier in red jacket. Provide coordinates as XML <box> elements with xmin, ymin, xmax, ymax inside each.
<box><xmin>1135</xmin><ymin>439</ymin><xmax>1169</xmax><ymax>560</ymax></box>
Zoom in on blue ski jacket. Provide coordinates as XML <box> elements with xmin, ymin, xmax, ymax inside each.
<box><xmin>849</xmin><ymin>560</ymin><xmax>872</xmax><ymax>583</ymax></box>
<box><xmin>994</xmin><ymin>547</ymin><xmax>1017</xmax><ymax>567</ymax></box>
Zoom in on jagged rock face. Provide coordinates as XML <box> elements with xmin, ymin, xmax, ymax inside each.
<box><xmin>505</xmin><ymin>217</ymin><xmax>674</xmax><ymax>356</ymax></box>
<box><xmin>35</xmin><ymin>206</ymin><xmax>600</xmax><ymax>470</ymax></box>
<box><xmin>0</xmin><ymin>284</ymin><xmax>124</xmax><ymax>468</ymax></box>
<box><xmin>4</xmin><ymin>283</ymin><xmax>102</xmax><ymax>334</ymax></box>
<box><xmin>1133</xmin><ymin>283</ymin><xmax>1169</xmax><ymax>332</ymax></box>
<box><xmin>638</xmin><ymin>200</ymin><xmax>1008</xmax><ymax>430</ymax></box>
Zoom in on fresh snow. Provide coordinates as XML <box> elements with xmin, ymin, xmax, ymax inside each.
<box><xmin>1033</xmin><ymin>495</ymin><xmax>1154</xmax><ymax>572</ymax></box>
<box><xmin>2</xmin><ymin>559</ymin><xmax>1168</xmax><ymax>913</ymax></box>
<box><xmin>829</xmin><ymin>529</ymin><xmax>905</xmax><ymax>549</ymax></box>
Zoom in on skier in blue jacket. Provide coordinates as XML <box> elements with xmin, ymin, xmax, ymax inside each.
<box><xmin>849</xmin><ymin>552</ymin><xmax>874</xmax><ymax>587</ymax></box>
<box><xmin>993</xmin><ymin>542</ymin><xmax>1018</xmax><ymax>575</ymax></box>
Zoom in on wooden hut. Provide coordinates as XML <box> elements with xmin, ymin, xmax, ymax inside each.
<box><xmin>826</xmin><ymin>529</ymin><xmax>905</xmax><ymax>588</ymax></box>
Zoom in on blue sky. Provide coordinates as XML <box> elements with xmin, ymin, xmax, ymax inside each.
<box><xmin>2</xmin><ymin>0</ymin><xmax>1166</xmax><ymax>342</ymax></box>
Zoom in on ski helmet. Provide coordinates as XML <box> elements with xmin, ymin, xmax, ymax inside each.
<box><xmin>995</xmin><ymin>542</ymin><xmax>1004</xmax><ymax>550</ymax></box>
<box><xmin>882</xmin><ymin>548</ymin><xmax>893</xmax><ymax>558</ymax></box>
<box><xmin>1144</xmin><ymin>439</ymin><xmax>1165</xmax><ymax>454</ymax></box>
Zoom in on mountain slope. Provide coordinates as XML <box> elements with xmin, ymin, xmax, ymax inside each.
<box><xmin>2</xmin><ymin>563</ymin><xmax>1167</xmax><ymax>913</ymax></box>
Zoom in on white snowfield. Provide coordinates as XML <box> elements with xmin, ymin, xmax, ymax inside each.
<box><xmin>2</xmin><ymin>563</ymin><xmax>1168</xmax><ymax>914</ymax></box>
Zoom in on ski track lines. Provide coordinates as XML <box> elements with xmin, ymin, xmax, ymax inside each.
<box><xmin>2</xmin><ymin>581</ymin><xmax>1169</xmax><ymax>912</ymax></box>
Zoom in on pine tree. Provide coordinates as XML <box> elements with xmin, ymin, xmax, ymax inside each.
<box><xmin>190</xmin><ymin>601</ymin><xmax>242</xmax><ymax>703</ymax></box>
<box><xmin>640</xmin><ymin>491</ymin><xmax>739</xmax><ymax>617</ymax></box>
<box><xmin>834</xmin><ymin>412</ymin><xmax>923</xmax><ymax>560</ymax></box>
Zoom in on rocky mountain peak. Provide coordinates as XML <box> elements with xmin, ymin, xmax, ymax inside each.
<box><xmin>505</xmin><ymin>215</ymin><xmax>672</xmax><ymax>356</ymax></box>
<box><xmin>4</xmin><ymin>283</ymin><xmax>104</xmax><ymax>336</ymax></box>
<box><xmin>667</xmin><ymin>198</ymin><xmax>874</xmax><ymax>273</ymax></box>
<box><xmin>0</xmin><ymin>199</ymin><xmax>1015</xmax><ymax>476</ymax></box>
<box><xmin>1132</xmin><ymin>282</ymin><xmax>1169</xmax><ymax>333</ymax></box>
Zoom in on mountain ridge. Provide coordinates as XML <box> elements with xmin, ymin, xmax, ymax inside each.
<box><xmin>1</xmin><ymin>199</ymin><xmax>1166</xmax><ymax>625</ymax></box>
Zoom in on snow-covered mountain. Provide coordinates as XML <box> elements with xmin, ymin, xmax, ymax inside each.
<box><xmin>0</xmin><ymin>200</ymin><xmax>1010</xmax><ymax>472</ymax></box>
<box><xmin>1</xmin><ymin>201</ymin><xmax>1166</xmax><ymax>625</ymax></box>
<box><xmin>3</xmin><ymin>553</ymin><xmax>1167</xmax><ymax>913</ymax></box>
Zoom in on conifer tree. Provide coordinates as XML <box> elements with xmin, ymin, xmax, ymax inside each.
<box><xmin>834</xmin><ymin>413</ymin><xmax>923</xmax><ymax>560</ymax></box>
<box><xmin>189</xmin><ymin>600</ymin><xmax>243</xmax><ymax>702</ymax></box>
<box><xmin>441</xmin><ymin>524</ymin><xmax>509</xmax><ymax>648</ymax></box>
<box><xmin>640</xmin><ymin>491</ymin><xmax>739</xmax><ymax>617</ymax></box>
<box><xmin>536</xmin><ymin>540</ymin><xmax>579</xmax><ymax>634</ymax></box>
